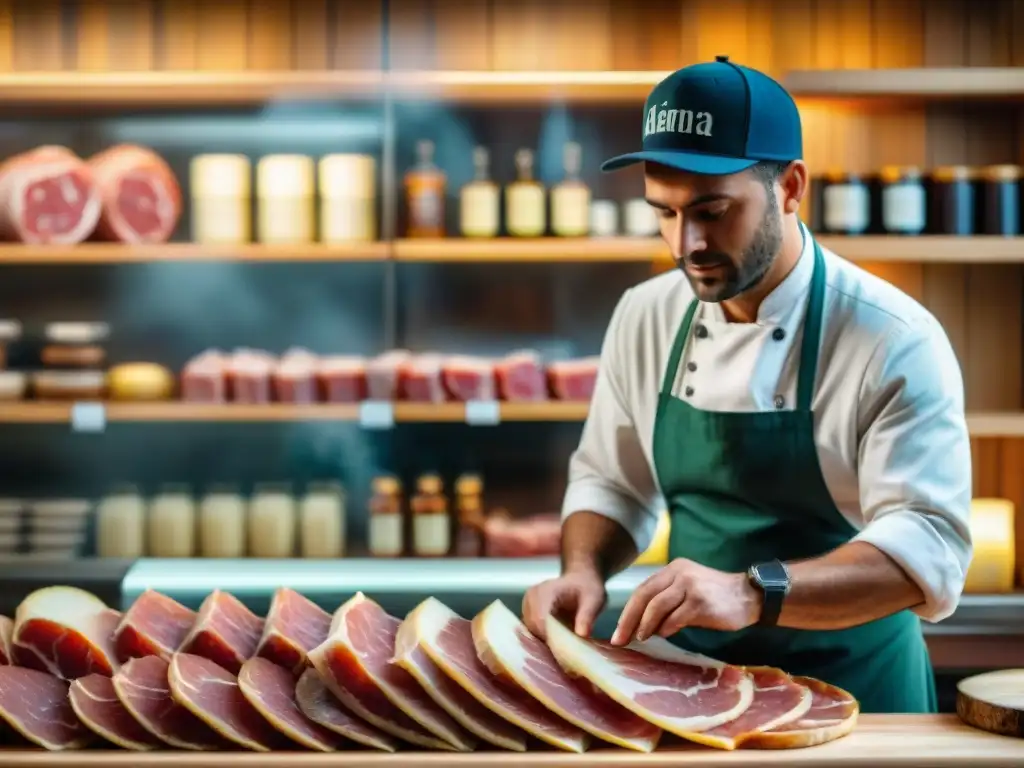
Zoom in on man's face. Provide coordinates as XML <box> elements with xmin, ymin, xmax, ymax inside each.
<box><xmin>644</xmin><ymin>164</ymin><xmax>783</xmax><ymax>303</ymax></box>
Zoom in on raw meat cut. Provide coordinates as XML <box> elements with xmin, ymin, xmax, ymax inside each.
<box><xmin>181</xmin><ymin>349</ymin><xmax>228</xmax><ymax>403</ymax></box>
<box><xmin>256</xmin><ymin>588</ymin><xmax>331</xmax><ymax>674</ymax></box>
<box><xmin>442</xmin><ymin>356</ymin><xmax>497</xmax><ymax>401</ymax></box>
<box><xmin>178</xmin><ymin>589</ymin><xmax>264</xmax><ymax>675</ymax></box>
<box><xmin>0</xmin><ymin>665</ymin><xmax>92</xmax><ymax>750</ymax></box>
<box><xmin>272</xmin><ymin>348</ymin><xmax>319</xmax><ymax>404</ymax></box>
<box><xmin>294</xmin><ymin>668</ymin><xmax>396</xmax><ymax>752</ymax></box>
<box><xmin>168</xmin><ymin>652</ymin><xmax>294</xmax><ymax>751</ymax></box>
<box><xmin>483</xmin><ymin>512</ymin><xmax>561</xmax><ymax>557</ymax></box>
<box><xmin>365</xmin><ymin>350</ymin><xmax>410</xmax><ymax>400</ymax></box>
<box><xmin>114</xmin><ymin>588</ymin><xmax>196</xmax><ymax>663</ymax></box>
<box><xmin>0</xmin><ymin>145</ymin><xmax>102</xmax><ymax>245</ymax></box>
<box><xmin>238</xmin><ymin>657</ymin><xmax>347</xmax><ymax>751</ymax></box>
<box><xmin>112</xmin><ymin>655</ymin><xmax>228</xmax><ymax>751</ymax></box>
<box><xmin>542</xmin><ymin>614</ymin><xmax>754</xmax><ymax>743</ymax></box>
<box><xmin>743</xmin><ymin>676</ymin><xmax>859</xmax><ymax>749</ymax></box>
<box><xmin>68</xmin><ymin>673</ymin><xmax>164</xmax><ymax>750</ymax></box>
<box><xmin>694</xmin><ymin>666</ymin><xmax>812</xmax><ymax>749</ymax></box>
<box><xmin>495</xmin><ymin>351</ymin><xmax>547</xmax><ymax>401</ymax></box>
<box><xmin>473</xmin><ymin>601</ymin><xmax>660</xmax><ymax>752</ymax></box>
<box><xmin>89</xmin><ymin>143</ymin><xmax>182</xmax><ymax>243</ymax></box>
<box><xmin>307</xmin><ymin>592</ymin><xmax>473</xmax><ymax>751</ymax></box>
<box><xmin>317</xmin><ymin>355</ymin><xmax>367</xmax><ymax>402</ymax></box>
<box><xmin>0</xmin><ymin>615</ymin><xmax>11</xmax><ymax>664</ymax></box>
<box><xmin>12</xmin><ymin>585</ymin><xmax>120</xmax><ymax>679</ymax></box>
<box><xmin>547</xmin><ymin>358</ymin><xmax>599</xmax><ymax>401</ymax></box>
<box><xmin>227</xmin><ymin>349</ymin><xmax>275</xmax><ymax>404</ymax></box>
<box><xmin>401</xmin><ymin>354</ymin><xmax>447</xmax><ymax>402</ymax></box>
<box><xmin>396</xmin><ymin>597</ymin><xmax>579</xmax><ymax>751</ymax></box>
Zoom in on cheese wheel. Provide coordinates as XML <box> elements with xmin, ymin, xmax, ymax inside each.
<box><xmin>107</xmin><ymin>363</ymin><xmax>174</xmax><ymax>401</ymax></box>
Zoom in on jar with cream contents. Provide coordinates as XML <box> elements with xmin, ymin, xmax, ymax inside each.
<box><xmin>147</xmin><ymin>484</ymin><xmax>196</xmax><ymax>558</ymax></box>
<box><xmin>257</xmin><ymin>154</ymin><xmax>315</xmax><ymax>244</ymax></box>
<box><xmin>821</xmin><ymin>171</ymin><xmax>870</xmax><ymax>235</ymax></box>
<box><xmin>411</xmin><ymin>474</ymin><xmax>450</xmax><ymax>557</ymax></box>
<box><xmin>248</xmin><ymin>483</ymin><xmax>296</xmax><ymax>558</ymax></box>
<box><xmin>879</xmin><ymin>166</ymin><xmax>926</xmax><ymax>236</ymax></box>
<box><xmin>368</xmin><ymin>475</ymin><xmax>403</xmax><ymax>557</ymax></box>
<box><xmin>198</xmin><ymin>484</ymin><xmax>247</xmax><ymax>558</ymax></box>
<box><xmin>299</xmin><ymin>481</ymin><xmax>346</xmax><ymax>558</ymax></box>
<box><xmin>190</xmin><ymin>154</ymin><xmax>252</xmax><ymax>244</ymax></box>
<box><xmin>319</xmin><ymin>154</ymin><xmax>377</xmax><ymax>243</ymax></box>
<box><xmin>95</xmin><ymin>484</ymin><xmax>147</xmax><ymax>558</ymax></box>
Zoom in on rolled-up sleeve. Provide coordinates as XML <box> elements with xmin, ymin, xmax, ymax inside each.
<box><xmin>561</xmin><ymin>289</ymin><xmax>661</xmax><ymax>552</ymax></box>
<box><xmin>853</xmin><ymin>320</ymin><xmax>973</xmax><ymax>622</ymax></box>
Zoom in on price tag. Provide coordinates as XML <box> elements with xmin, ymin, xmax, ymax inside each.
<box><xmin>359</xmin><ymin>400</ymin><xmax>394</xmax><ymax>430</ymax></box>
<box><xmin>70</xmin><ymin>402</ymin><xmax>106</xmax><ymax>433</ymax></box>
<box><xmin>465</xmin><ymin>400</ymin><xmax>501</xmax><ymax>426</ymax></box>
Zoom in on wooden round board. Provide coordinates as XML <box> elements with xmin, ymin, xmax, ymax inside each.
<box><xmin>957</xmin><ymin>669</ymin><xmax>1024</xmax><ymax>738</ymax></box>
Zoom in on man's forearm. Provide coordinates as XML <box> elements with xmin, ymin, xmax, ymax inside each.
<box><xmin>561</xmin><ymin>511</ymin><xmax>638</xmax><ymax>580</ymax></box>
<box><xmin>776</xmin><ymin>541</ymin><xmax>926</xmax><ymax>630</ymax></box>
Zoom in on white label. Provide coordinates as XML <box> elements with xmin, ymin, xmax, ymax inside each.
<box><xmin>465</xmin><ymin>400</ymin><xmax>501</xmax><ymax>426</ymax></box>
<box><xmin>823</xmin><ymin>184</ymin><xmax>870</xmax><ymax>234</ymax></box>
<box><xmin>359</xmin><ymin>400</ymin><xmax>394</xmax><ymax>430</ymax></box>
<box><xmin>70</xmin><ymin>402</ymin><xmax>106</xmax><ymax>433</ymax></box>
<box><xmin>881</xmin><ymin>183</ymin><xmax>926</xmax><ymax>234</ymax></box>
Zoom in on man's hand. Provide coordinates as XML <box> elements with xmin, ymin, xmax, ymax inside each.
<box><xmin>522</xmin><ymin>570</ymin><xmax>608</xmax><ymax>641</ymax></box>
<box><xmin>610</xmin><ymin>558</ymin><xmax>761</xmax><ymax>645</ymax></box>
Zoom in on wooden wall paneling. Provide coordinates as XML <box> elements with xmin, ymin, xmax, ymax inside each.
<box><xmin>772</xmin><ymin>0</ymin><xmax>814</xmax><ymax>78</ymax></box>
<box><xmin>541</xmin><ymin>0</ymin><xmax>611</xmax><ymax>71</ymax></box>
<box><xmin>0</xmin><ymin>0</ymin><xmax>11</xmax><ymax>71</ymax></box>
<box><xmin>922</xmin><ymin>265</ymin><xmax>969</xmax><ymax>368</ymax></box>
<box><xmin>13</xmin><ymin>0</ymin><xmax>63</xmax><ymax>71</ymax></box>
<box><xmin>835</xmin><ymin>0</ymin><xmax>873</xmax><ymax>69</ymax></box>
<box><xmin>108</xmin><ymin>0</ymin><xmax>154</xmax><ymax>71</ymax></box>
<box><xmin>693</xmin><ymin>0</ymin><xmax>749</xmax><ymax>66</ymax></box>
<box><xmin>490</xmin><ymin>0</ymin><xmax>547</xmax><ymax>70</ymax></box>
<box><xmin>972</xmin><ymin>439</ymin><xmax>1003</xmax><ymax>497</ymax></box>
<box><xmin>247</xmin><ymin>0</ymin><xmax>293</xmax><ymax>70</ymax></box>
<box><xmin>1000</xmin><ymin>439</ymin><xmax>1024</xmax><ymax>572</ymax></box>
<box><xmin>811</xmin><ymin>0</ymin><xmax>842</xmax><ymax>69</ymax></box>
<box><xmin>1013</xmin><ymin>0</ymin><xmax>1024</xmax><ymax>65</ymax></box>
<box><xmin>330</xmin><ymin>0</ymin><xmax>382</xmax><ymax>70</ymax></box>
<box><xmin>923</xmin><ymin>0</ymin><xmax>967</xmax><ymax>66</ymax></box>
<box><xmin>431</xmin><ymin>0</ymin><xmax>490</xmax><ymax>70</ymax></box>
<box><xmin>743</xmin><ymin>0</ymin><xmax>773</xmax><ymax>75</ymax></box>
<box><xmin>609</xmin><ymin>0</ymin><xmax>681</xmax><ymax>71</ymax></box>
<box><xmin>292</xmin><ymin>0</ymin><xmax>329</xmax><ymax>70</ymax></box>
<box><xmin>76</xmin><ymin>0</ymin><xmax>111</xmax><ymax>70</ymax></box>
<box><xmin>157</xmin><ymin>0</ymin><xmax>197</xmax><ymax>69</ymax></box>
<box><xmin>195</xmin><ymin>0</ymin><xmax>248</xmax><ymax>70</ymax></box>
<box><xmin>966</xmin><ymin>0</ymin><xmax>1013</xmax><ymax>66</ymax></box>
<box><xmin>872</xmin><ymin>0</ymin><xmax>923</xmax><ymax>68</ymax></box>
<box><xmin>387</xmin><ymin>0</ymin><xmax>435</xmax><ymax>70</ymax></box>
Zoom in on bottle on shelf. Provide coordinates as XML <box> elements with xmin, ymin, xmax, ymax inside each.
<box><xmin>551</xmin><ymin>142</ymin><xmax>591</xmax><ymax>237</ymax></box>
<box><xmin>453</xmin><ymin>473</ymin><xmax>485</xmax><ymax>557</ymax></box>
<box><xmin>368</xmin><ymin>475</ymin><xmax>404</xmax><ymax>557</ymax></box>
<box><xmin>459</xmin><ymin>147</ymin><xmax>500</xmax><ymax>238</ymax></box>
<box><xmin>505</xmin><ymin>148</ymin><xmax>546</xmax><ymax>237</ymax></box>
<box><xmin>405</xmin><ymin>140</ymin><xmax>446</xmax><ymax>238</ymax></box>
<box><xmin>411</xmin><ymin>473</ymin><xmax>450</xmax><ymax>557</ymax></box>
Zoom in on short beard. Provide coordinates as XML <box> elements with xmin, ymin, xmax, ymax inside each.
<box><xmin>684</xmin><ymin>194</ymin><xmax>783</xmax><ymax>303</ymax></box>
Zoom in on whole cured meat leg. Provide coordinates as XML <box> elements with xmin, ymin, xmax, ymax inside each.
<box><xmin>89</xmin><ymin>143</ymin><xmax>181</xmax><ymax>243</ymax></box>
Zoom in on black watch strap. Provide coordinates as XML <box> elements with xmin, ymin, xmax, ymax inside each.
<box><xmin>748</xmin><ymin>559</ymin><xmax>790</xmax><ymax>627</ymax></box>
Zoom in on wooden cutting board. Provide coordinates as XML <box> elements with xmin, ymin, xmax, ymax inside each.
<box><xmin>957</xmin><ymin>669</ymin><xmax>1024</xmax><ymax>738</ymax></box>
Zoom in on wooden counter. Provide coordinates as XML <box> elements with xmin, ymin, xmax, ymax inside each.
<box><xmin>1</xmin><ymin>716</ymin><xmax>1020</xmax><ymax>767</ymax></box>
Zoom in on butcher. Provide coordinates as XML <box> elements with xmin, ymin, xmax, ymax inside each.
<box><xmin>522</xmin><ymin>56</ymin><xmax>972</xmax><ymax>715</ymax></box>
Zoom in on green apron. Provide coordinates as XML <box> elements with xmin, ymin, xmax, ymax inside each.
<box><xmin>652</xmin><ymin>238</ymin><xmax>937</xmax><ymax>714</ymax></box>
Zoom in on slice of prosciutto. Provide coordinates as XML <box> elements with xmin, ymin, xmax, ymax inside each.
<box><xmin>168</xmin><ymin>652</ymin><xmax>295</xmax><ymax>751</ymax></box>
<box><xmin>472</xmin><ymin>601</ymin><xmax>660</xmax><ymax>752</ymax></box>
<box><xmin>744</xmin><ymin>676</ymin><xmax>859</xmax><ymax>749</ymax></box>
<box><xmin>294</xmin><ymin>668</ymin><xmax>397</xmax><ymax>752</ymax></box>
<box><xmin>114</xmin><ymin>589</ymin><xmax>196</xmax><ymax>662</ymax></box>
<box><xmin>255</xmin><ymin>587</ymin><xmax>331</xmax><ymax>674</ymax></box>
<box><xmin>69</xmin><ymin>673</ymin><xmax>164</xmax><ymax>750</ymax></box>
<box><xmin>307</xmin><ymin>592</ymin><xmax>471</xmax><ymax>751</ymax></box>
<box><xmin>0</xmin><ymin>615</ymin><xmax>12</xmax><ymax>664</ymax></box>
<box><xmin>237</xmin><ymin>657</ymin><xmax>347</xmax><ymax>752</ymax></box>
<box><xmin>113</xmin><ymin>655</ymin><xmax>228</xmax><ymax>751</ymax></box>
<box><xmin>89</xmin><ymin>143</ymin><xmax>182</xmax><ymax>244</ymax></box>
<box><xmin>696</xmin><ymin>666</ymin><xmax>812</xmax><ymax>749</ymax></box>
<box><xmin>178</xmin><ymin>590</ymin><xmax>263</xmax><ymax>674</ymax></box>
<box><xmin>542</xmin><ymin>613</ymin><xmax>754</xmax><ymax>744</ymax></box>
<box><xmin>12</xmin><ymin>585</ymin><xmax>120</xmax><ymax>679</ymax></box>
<box><xmin>0</xmin><ymin>665</ymin><xmax>92</xmax><ymax>750</ymax></box>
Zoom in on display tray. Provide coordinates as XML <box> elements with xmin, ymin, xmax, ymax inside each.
<box><xmin>0</xmin><ymin>716</ymin><xmax>1018</xmax><ymax>767</ymax></box>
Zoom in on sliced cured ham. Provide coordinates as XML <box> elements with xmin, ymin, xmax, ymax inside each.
<box><xmin>89</xmin><ymin>143</ymin><xmax>182</xmax><ymax>244</ymax></box>
<box><xmin>12</xmin><ymin>585</ymin><xmax>120</xmax><ymax>679</ymax></box>
<box><xmin>178</xmin><ymin>590</ymin><xmax>264</xmax><ymax>674</ymax></box>
<box><xmin>181</xmin><ymin>349</ymin><xmax>228</xmax><ymax>403</ymax></box>
<box><xmin>238</xmin><ymin>657</ymin><xmax>347</xmax><ymax>752</ymax></box>
<box><xmin>744</xmin><ymin>676</ymin><xmax>859</xmax><ymax>749</ymax></box>
<box><xmin>543</xmin><ymin>614</ymin><xmax>754</xmax><ymax>744</ymax></box>
<box><xmin>256</xmin><ymin>587</ymin><xmax>331</xmax><ymax>674</ymax></box>
<box><xmin>168</xmin><ymin>652</ymin><xmax>294</xmax><ymax>751</ymax></box>
<box><xmin>112</xmin><ymin>655</ymin><xmax>228</xmax><ymax>751</ymax></box>
<box><xmin>317</xmin><ymin>356</ymin><xmax>368</xmax><ymax>402</ymax></box>
<box><xmin>442</xmin><ymin>356</ymin><xmax>497</xmax><ymax>401</ymax></box>
<box><xmin>272</xmin><ymin>349</ymin><xmax>319</xmax><ymax>404</ymax></box>
<box><xmin>547</xmin><ymin>358</ymin><xmax>599</xmax><ymax>401</ymax></box>
<box><xmin>495</xmin><ymin>351</ymin><xmax>547</xmax><ymax>401</ymax></box>
<box><xmin>397</xmin><ymin>597</ymin><xmax>577</xmax><ymax>752</ymax></box>
<box><xmin>68</xmin><ymin>673</ymin><xmax>164</xmax><ymax>750</ymax></box>
<box><xmin>114</xmin><ymin>589</ymin><xmax>196</xmax><ymax>663</ymax></box>
<box><xmin>0</xmin><ymin>665</ymin><xmax>92</xmax><ymax>750</ymax></box>
<box><xmin>694</xmin><ymin>666</ymin><xmax>812</xmax><ymax>749</ymax></box>
<box><xmin>365</xmin><ymin>350</ymin><xmax>410</xmax><ymax>400</ymax></box>
<box><xmin>294</xmin><ymin>668</ymin><xmax>396</xmax><ymax>752</ymax></box>
<box><xmin>473</xmin><ymin>601</ymin><xmax>660</xmax><ymax>752</ymax></box>
<box><xmin>307</xmin><ymin>592</ymin><xmax>473</xmax><ymax>751</ymax></box>
<box><xmin>0</xmin><ymin>615</ymin><xmax>12</xmax><ymax>664</ymax></box>
<box><xmin>394</xmin><ymin>599</ymin><xmax>529</xmax><ymax>751</ymax></box>
<box><xmin>0</xmin><ymin>145</ymin><xmax>102</xmax><ymax>245</ymax></box>
<box><xmin>401</xmin><ymin>354</ymin><xmax>447</xmax><ymax>402</ymax></box>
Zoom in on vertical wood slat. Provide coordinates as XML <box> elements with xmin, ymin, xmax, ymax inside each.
<box><xmin>76</xmin><ymin>0</ymin><xmax>110</xmax><ymax>70</ymax></box>
<box><xmin>0</xmin><ymin>0</ymin><xmax>11</xmax><ymax>71</ymax></box>
<box><xmin>966</xmin><ymin>0</ymin><xmax>1013</xmax><ymax>66</ymax></box>
<box><xmin>542</xmin><ymin>0</ymin><xmax>611</xmax><ymax>71</ymax></box>
<box><xmin>331</xmin><ymin>0</ymin><xmax>383</xmax><ymax>70</ymax></box>
<box><xmin>157</xmin><ymin>0</ymin><xmax>197</xmax><ymax>69</ymax></box>
<box><xmin>247</xmin><ymin>0</ymin><xmax>292</xmax><ymax>70</ymax></box>
<box><xmin>432</xmin><ymin>0</ymin><xmax>490</xmax><ymax>70</ymax></box>
<box><xmin>490</xmin><ymin>0</ymin><xmax>547</xmax><ymax>70</ymax></box>
<box><xmin>609</xmin><ymin>0</ymin><xmax>681</xmax><ymax>71</ymax></box>
<box><xmin>108</xmin><ymin>0</ymin><xmax>154</xmax><ymax>71</ymax></box>
<box><xmin>292</xmin><ymin>0</ymin><xmax>329</xmax><ymax>70</ymax></box>
<box><xmin>13</xmin><ymin>0</ymin><xmax>63</xmax><ymax>71</ymax></box>
<box><xmin>387</xmin><ymin>0</ymin><xmax>435</xmax><ymax>70</ymax></box>
<box><xmin>195</xmin><ymin>0</ymin><xmax>247</xmax><ymax>70</ymax></box>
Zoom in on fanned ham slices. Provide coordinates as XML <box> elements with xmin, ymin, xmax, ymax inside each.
<box><xmin>114</xmin><ymin>589</ymin><xmax>196</xmax><ymax>663</ymax></box>
<box><xmin>696</xmin><ymin>666</ymin><xmax>812</xmax><ymax>749</ymax></box>
<box><xmin>68</xmin><ymin>674</ymin><xmax>164</xmax><ymax>750</ymax></box>
<box><xmin>256</xmin><ymin>588</ymin><xmax>331</xmax><ymax>674</ymax></box>
<box><xmin>0</xmin><ymin>615</ymin><xmax>12</xmax><ymax>665</ymax></box>
<box><xmin>0</xmin><ymin>666</ymin><xmax>92</xmax><ymax>750</ymax></box>
<box><xmin>293</xmin><ymin>668</ymin><xmax>397</xmax><ymax>752</ymax></box>
<box><xmin>178</xmin><ymin>590</ymin><xmax>264</xmax><ymax>675</ymax></box>
<box><xmin>742</xmin><ymin>676</ymin><xmax>859</xmax><ymax>749</ymax></box>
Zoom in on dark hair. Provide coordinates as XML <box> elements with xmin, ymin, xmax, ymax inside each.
<box><xmin>750</xmin><ymin>160</ymin><xmax>788</xmax><ymax>188</ymax></box>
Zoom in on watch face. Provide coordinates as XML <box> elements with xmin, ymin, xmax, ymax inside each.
<box><xmin>754</xmin><ymin>561</ymin><xmax>789</xmax><ymax>589</ymax></box>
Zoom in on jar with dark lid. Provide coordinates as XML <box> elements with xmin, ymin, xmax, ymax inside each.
<box><xmin>929</xmin><ymin>166</ymin><xmax>976</xmax><ymax>235</ymax></box>
<box><xmin>821</xmin><ymin>171</ymin><xmax>870</xmax><ymax>235</ymax></box>
<box><xmin>879</xmin><ymin>166</ymin><xmax>926</xmax><ymax>235</ymax></box>
<box><xmin>980</xmin><ymin>165</ymin><xmax>1021</xmax><ymax>236</ymax></box>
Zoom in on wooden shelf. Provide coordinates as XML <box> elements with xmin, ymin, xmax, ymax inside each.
<box><xmin>0</xmin><ymin>242</ymin><xmax>390</xmax><ymax>264</ymax></box>
<box><xmin>817</xmin><ymin>236</ymin><xmax>1024</xmax><ymax>264</ymax></box>
<box><xmin>386</xmin><ymin>70</ymin><xmax>664</xmax><ymax>103</ymax></box>
<box><xmin>785</xmin><ymin>68</ymin><xmax>1024</xmax><ymax>100</ymax></box>
<box><xmin>392</xmin><ymin>237</ymin><xmax>668</xmax><ymax>262</ymax></box>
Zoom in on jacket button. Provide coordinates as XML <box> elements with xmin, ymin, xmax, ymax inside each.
<box><xmin>687</xmin><ymin>361</ymin><xmax>697</xmax><ymax>372</ymax></box>
<box><xmin>772</xmin><ymin>328</ymin><xmax>786</xmax><ymax>341</ymax></box>
<box><xmin>774</xmin><ymin>394</ymin><xmax>785</xmax><ymax>409</ymax></box>
<box><xmin>684</xmin><ymin>386</ymin><xmax>695</xmax><ymax>397</ymax></box>
<box><xmin>696</xmin><ymin>325</ymin><xmax>709</xmax><ymax>339</ymax></box>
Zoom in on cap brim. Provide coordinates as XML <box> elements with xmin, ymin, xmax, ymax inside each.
<box><xmin>600</xmin><ymin>150</ymin><xmax>757</xmax><ymax>176</ymax></box>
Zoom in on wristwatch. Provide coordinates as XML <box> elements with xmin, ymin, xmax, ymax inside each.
<box><xmin>747</xmin><ymin>559</ymin><xmax>791</xmax><ymax>627</ymax></box>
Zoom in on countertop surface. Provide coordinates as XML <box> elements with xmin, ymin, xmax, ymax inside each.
<box><xmin>1</xmin><ymin>716</ymin><xmax>1021</xmax><ymax>766</ymax></box>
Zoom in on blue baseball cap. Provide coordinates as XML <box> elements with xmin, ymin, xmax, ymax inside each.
<box><xmin>601</xmin><ymin>55</ymin><xmax>803</xmax><ymax>176</ymax></box>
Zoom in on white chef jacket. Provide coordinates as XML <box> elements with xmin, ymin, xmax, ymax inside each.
<box><xmin>562</xmin><ymin>224</ymin><xmax>973</xmax><ymax>623</ymax></box>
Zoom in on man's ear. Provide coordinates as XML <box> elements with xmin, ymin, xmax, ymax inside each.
<box><xmin>778</xmin><ymin>160</ymin><xmax>808</xmax><ymax>214</ymax></box>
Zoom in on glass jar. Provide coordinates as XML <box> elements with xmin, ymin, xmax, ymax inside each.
<box><xmin>299</xmin><ymin>481</ymin><xmax>346</xmax><ymax>558</ymax></box>
<box><xmin>248</xmin><ymin>482</ymin><xmax>296</xmax><ymax>558</ymax></box>
<box><xmin>147</xmin><ymin>484</ymin><xmax>196</xmax><ymax>558</ymax></box>
<box><xmin>412</xmin><ymin>474</ymin><xmax>449</xmax><ymax>557</ymax></box>
<box><xmin>198</xmin><ymin>484</ymin><xmax>246</xmax><ymax>558</ymax></box>
<box><xmin>929</xmin><ymin>166</ymin><xmax>976</xmax><ymax>235</ymax></box>
<box><xmin>980</xmin><ymin>165</ymin><xmax>1021</xmax><ymax>236</ymax></box>
<box><xmin>879</xmin><ymin>166</ymin><xmax>926</xmax><ymax>236</ymax></box>
<box><xmin>96</xmin><ymin>484</ymin><xmax>146</xmax><ymax>558</ymax></box>
<box><xmin>821</xmin><ymin>171</ymin><xmax>870</xmax><ymax>235</ymax></box>
<box><xmin>368</xmin><ymin>475</ymin><xmax>403</xmax><ymax>557</ymax></box>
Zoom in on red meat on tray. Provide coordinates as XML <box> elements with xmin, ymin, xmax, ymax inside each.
<box><xmin>181</xmin><ymin>350</ymin><xmax>228</xmax><ymax>403</ymax></box>
<box><xmin>178</xmin><ymin>590</ymin><xmax>264</xmax><ymax>675</ymax></box>
<box><xmin>317</xmin><ymin>356</ymin><xmax>368</xmax><ymax>403</ymax></box>
<box><xmin>442</xmin><ymin>356</ymin><xmax>497</xmax><ymax>401</ymax></box>
<box><xmin>366</xmin><ymin>350</ymin><xmax>410</xmax><ymax>400</ymax></box>
<box><xmin>227</xmin><ymin>349</ymin><xmax>275</xmax><ymax>404</ymax></box>
<box><xmin>496</xmin><ymin>351</ymin><xmax>547</xmax><ymax>401</ymax></box>
<box><xmin>114</xmin><ymin>588</ymin><xmax>196</xmax><ymax>663</ymax></box>
<box><xmin>401</xmin><ymin>354</ymin><xmax>447</xmax><ymax>403</ymax></box>
<box><xmin>548</xmin><ymin>357</ymin><xmax>599</xmax><ymax>401</ymax></box>
<box><xmin>89</xmin><ymin>143</ymin><xmax>182</xmax><ymax>244</ymax></box>
<box><xmin>272</xmin><ymin>348</ymin><xmax>319</xmax><ymax>404</ymax></box>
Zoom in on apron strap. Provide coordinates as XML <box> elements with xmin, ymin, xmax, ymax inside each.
<box><xmin>659</xmin><ymin>298</ymin><xmax>699</xmax><ymax>396</ymax></box>
<box><xmin>796</xmin><ymin>240</ymin><xmax>827</xmax><ymax>412</ymax></box>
